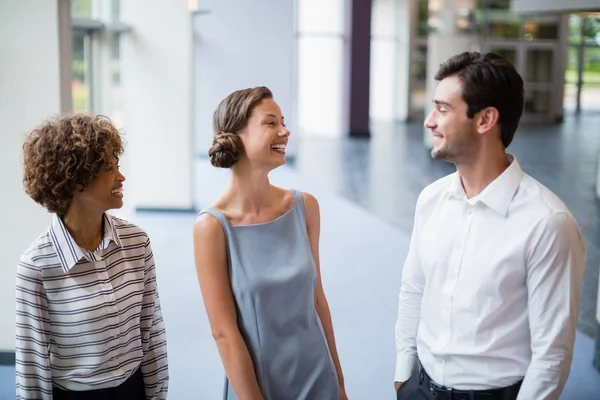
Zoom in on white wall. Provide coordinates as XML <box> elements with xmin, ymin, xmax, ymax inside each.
<box><xmin>0</xmin><ymin>0</ymin><xmax>61</xmax><ymax>350</ymax></box>
<box><xmin>511</xmin><ymin>0</ymin><xmax>600</xmax><ymax>13</ymax></box>
<box><xmin>296</xmin><ymin>0</ymin><xmax>345</xmax><ymax>138</ymax></box>
<box><xmin>370</xmin><ymin>0</ymin><xmax>414</xmax><ymax>123</ymax></box>
<box><xmin>192</xmin><ymin>0</ymin><xmax>296</xmax><ymax>157</ymax></box>
<box><xmin>120</xmin><ymin>0</ymin><xmax>194</xmax><ymax>211</ymax></box>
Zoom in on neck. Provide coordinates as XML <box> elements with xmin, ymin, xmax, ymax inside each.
<box><xmin>226</xmin><ymin>160</ymin><xmax>274</xmax><ymax>214</ymax></box>
<box><xmin>456</xmin><ymin>145</ymin><xmax>509</xmax><ymax>199</ymax></box>
<box><xmin>62</xmin><ymin>203</ymin><xmax>104</xmax><ymax>251</ymax></box>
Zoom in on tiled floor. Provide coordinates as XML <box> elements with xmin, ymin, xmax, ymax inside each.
<box><xmin>291</xmin><ymin>113</ymin><xmax>600</xmax><ymax>337</ymax></box>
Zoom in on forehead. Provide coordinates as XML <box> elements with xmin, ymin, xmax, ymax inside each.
<box><xmin>435</xmin><ymin>75</ymin><xmax>464</xmax><ymax>105</ymax></box>
<box><xmin>253</xmin><ymin>98</ymin><xmax>282</xmax><ymax>117</ymax></box>
<box><xmin>103</xmin><ymin>155</ymin><xmax>119</xmax><ymax>164</ymax></box>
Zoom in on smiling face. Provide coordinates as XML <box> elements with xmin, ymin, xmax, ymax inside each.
<box><xmin>424</xmin><ymin>75</ymin><xmax>479</xmax><ymax>165</ymax></box>
<box><xmin>237</xmin><ymin>98</ymin><xmax>291</xmax><ymax>170</ymax></box>
<box><xmin>70</xmin><ymin>157</ymin><xmax>126</xmax><ymax>214</ymax></box>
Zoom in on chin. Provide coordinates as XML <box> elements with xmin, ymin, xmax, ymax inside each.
<box><xmin>431</xmin><ymin>147</ymin><xmax>448</xmax><ymax>161</ymax></box>
<box><xmin>270</xmin><ymin>154</ymin><xmax>286</xmax><ymax>167</ymax></box>
<box><xmin>270</xmin><ymin>160</ymin><xmax>286</xmax><ymax>171</ymax></box>
<box><xmin>109</xmin><ymin>200</ymin><xmax>124</xmax><ymax>210</ymax></box>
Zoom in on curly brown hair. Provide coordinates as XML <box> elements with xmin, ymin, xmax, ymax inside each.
<box><xmin>22</xmin><ymin>113</ymin><xmax>124</xmax><ymax>216</ymax></box>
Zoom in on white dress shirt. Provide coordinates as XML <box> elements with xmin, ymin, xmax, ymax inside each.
<box><xmin>16</xmin><ymin>214</ymin><xmax>169</xmax><ymax>399</ymax></box>
<box><xmin>395</xmin><ymin>155</ymin><xmax>586</xmax><ymax>400</ymax></box>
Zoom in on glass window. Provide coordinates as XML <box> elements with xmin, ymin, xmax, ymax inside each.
<box><xmin>72</xmin><ymin>33</ymin><xmax>92</xmax><ymax>112</ymax></box>
<box><xmin>485</xmin><ymin>0</ymin><xmax>511</xmax><ymax>10</ymax></box>
<box><xmin>71</xmin><ymin>0</ymin><xmax>92</xmax><ymax>18</ymax></box>
<box><xmin>524</xmin><ymin>89</ymin><xmax>551</xmax><ymax>114</ymax></box>
<box><xmin>583</xmin><ymin>47</ymin><xmax>600</xmax><ymax>81</ymax></box>
<box><xmin>410</xmin><ymin>44</ymin><xmax>427</xmax><ymax>116</ymax></box>
<box><xmin>417</xmin><ymin>0</ymin><xmax>429</xmax><ymax>37</ymax></box>
<box><xmin>487</xmin><ymin>19</ymin><xmax>521</xmax><ymax>39</ymax></box>
<box><xmin>581</xmin><ymin>47</ymin><xmax>600</xmax><ymax>111</ymax></box>
<box><xmin>565</xmin><ymin>46</ymin><xmax>580</xmax><ymax>84</ymax></box>
<box><xmin>582</xmin><ymin>16</ymin><xmax>600</xmax><ymax>45</ymax></box>
<box><xmin>109</xmin><ymin>32</ymin><xmax>124</xmax><ymax>125</ymax></box>
<box><xmin>411</xmin><ymin>44</ymin><xmax>427</xmax><ymax>82</ymax></box>
<box><xmin>569</xmin><ymin>15</ymin><xmax>600</xmax><ymax>45</ymax></box>
<box><xmin>523</xmin><ymin>16</ymin><xmax>559</xmax><ymax>41</ymax></box>
<box><xmin>111</xmin><ymin>0</ymin><xmax>121</xmax><ymax>22</ymax></box>
<box><xmin>568</xmin><ymin>14</ymin><xmax>582</xmax><ymax>45</ymax></box>
<box><xmin>525</xmin><ymin>49</ymin><xmax>554</xmax><ymax>84</ymax></box>
<box><xmin>489</xmin><ymin>48</ymin><xmax>517</xmax><ymax>67</ymax></box>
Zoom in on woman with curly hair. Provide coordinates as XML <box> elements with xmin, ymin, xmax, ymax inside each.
<box><xmin>193</xmin><ymin>87</ymin><xmax>347</xmax><ymax>400</ymax></box>
<box><xmin>15</xmin><ymin>113</ymin><xmax>169</xmax><ymax>400</ymax></box>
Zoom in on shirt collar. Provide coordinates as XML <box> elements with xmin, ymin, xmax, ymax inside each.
<box><xmin>446</xmin><ymin>154</ymin><xmax>524</xmax><ymax>217</ymax></box>
<box><xmin>101</xmin><ymin>214</ymin><xmax>121</xmax><ymax>249</ymax></box>
<box><xmin>49</xmin><ymin>213</ymin><xmax>121</xmax><ymax>273</ymax></box>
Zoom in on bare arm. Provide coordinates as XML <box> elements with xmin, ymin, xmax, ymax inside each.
<box><xmin>303</xmin><ymin>193</ymin><xmax>346</xmax><ymax>397</ymax></box>
<box><xmin>193</xmin><ymin>214</ymin><xmax>263</xmax><ymax>400</ymax></box>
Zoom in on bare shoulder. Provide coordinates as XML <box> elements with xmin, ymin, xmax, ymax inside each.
<box><xmin>301</xmin><ymin>191</ymin><xmax>320</xmax><ymax>214</ymax></box>
<box><xmin>193</xmin><ymin>212</ymin><xmax>227</xmax><ymax>268</ymax></box>
<box><xmin>300</xmin><ymin>192</ymin><xmax>321</xmax><ymax>232</ymax></box>
<box><xmin>193</xmin><ymin>212</ymin><xmax>225</xmax><ymax>241</ymax></box>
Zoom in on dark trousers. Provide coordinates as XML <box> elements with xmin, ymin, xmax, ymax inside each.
<box><xmin>53</xmin><ymin>367</ymin><xmax>145</xmax><ymax>400</ymax></box>
<box><xmin>396</xmin><ymin>364</ymin><xmax>522</xmax><ymax>400</ymax></box>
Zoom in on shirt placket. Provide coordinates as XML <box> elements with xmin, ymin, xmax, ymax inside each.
<box><xmin>94</xmin><ymin>255</ymin><xmax>123</xmax><ymax>369</ymax></box>
<box><xmin>436</xmin><ymin>202</ymin><xmax>474</xmax><ymax>385</ymax></box>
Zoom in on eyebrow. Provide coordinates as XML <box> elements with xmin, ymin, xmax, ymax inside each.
<box><xmin>265</xmin><ymin>114</ymin><xmax>284</xmax><ymax>120</ymax></box>
<box><xmin>433</xmin><ymin>100</ymin><xmax>452</xmax><ymax>108</ymax></box>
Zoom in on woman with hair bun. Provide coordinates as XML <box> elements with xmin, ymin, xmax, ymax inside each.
<box><xmin>193</xmin><ymin>87</ymin><xmax>347</xmax><ymax>400</ymax></box>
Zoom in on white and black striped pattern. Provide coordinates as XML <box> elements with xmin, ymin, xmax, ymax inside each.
<box><xmin>16</xmin><ymin>214</ymin><xmax>169</xmax><ymax>399</ymax></box>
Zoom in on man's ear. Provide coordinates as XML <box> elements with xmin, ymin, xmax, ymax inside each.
<box><xmin>476</xmin><ymin>107</ymin><xmax>500</xmax><ymax>135</ymax></box>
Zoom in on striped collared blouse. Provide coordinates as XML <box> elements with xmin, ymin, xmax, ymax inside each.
<box><xmin>15</xmin><ymin>213</ymin><xmax>169</xmax><ymax>399</ymax></box>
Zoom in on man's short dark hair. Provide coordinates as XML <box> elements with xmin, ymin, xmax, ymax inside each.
<box><xmin>435</xmin><ymin>52</ymin><xmax>524</xmax><ymax>148</ymax></box>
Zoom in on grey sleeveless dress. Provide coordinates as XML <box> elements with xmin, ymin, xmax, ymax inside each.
<box><xmin>200</xmin><ymin>190</ymin><xmax>339</xmax><ymax>400</ymax></box>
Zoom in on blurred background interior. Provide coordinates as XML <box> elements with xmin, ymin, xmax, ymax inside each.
<box><xmin>1</xmin><ymin>0</ymin><xmax>600</xmax><ymax>398</ymax></box>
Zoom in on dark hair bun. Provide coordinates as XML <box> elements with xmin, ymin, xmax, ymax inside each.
<box><xmin>208</xmin><ymin>131</ymin><xmax>243</xmax><ymax>168</ymax></box>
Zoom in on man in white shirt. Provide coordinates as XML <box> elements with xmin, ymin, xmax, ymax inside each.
<box><xmin>394</xmin><ymin>52</ymin><xmax>586</xmax><ymax>400</ymax></box>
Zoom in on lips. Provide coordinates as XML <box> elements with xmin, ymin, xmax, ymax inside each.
<box><xmin>270</xmin><ymin>142</ymin><xmax>287</xmax><ymax>154</ymax></box>
<box><xmin>111</xmin><ymin>186</ymin><xmax>123</xmax><ymax>198</ymax></box>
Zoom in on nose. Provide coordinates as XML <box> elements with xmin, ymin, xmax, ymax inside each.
<box><xmin>118</xmin><ymin>170</ymin><xmax>126</xmax><ymax>182</ymax></box>
<box><xmin>279</xmin><ymin>126</ymin><xmax>291</xmax><ymax>138</ymax></box>
<box><xmin>424</xmin><ymin>110</ymin><xmax>436</xmax><ymax>129</ymax></box>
